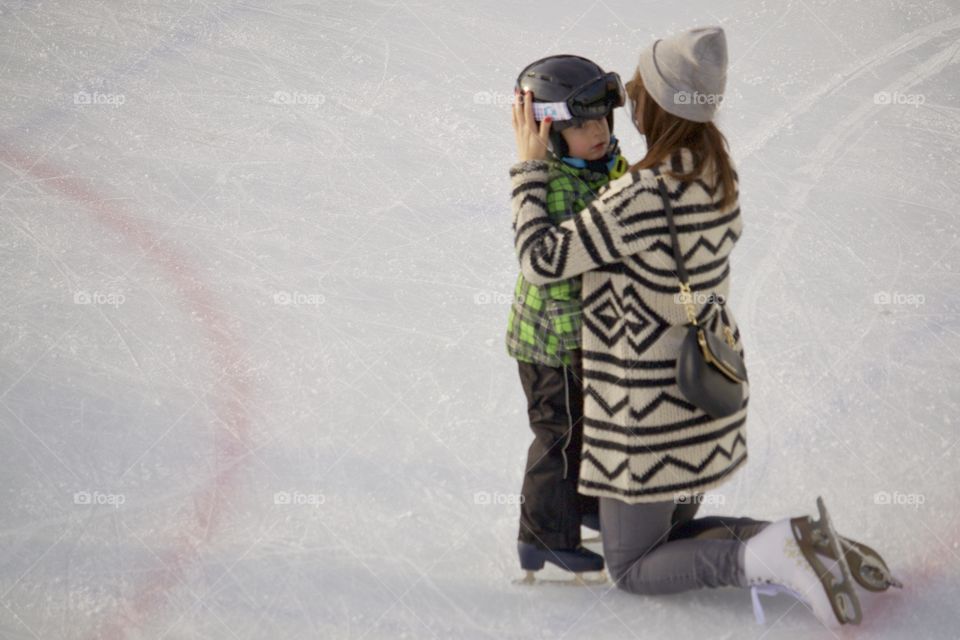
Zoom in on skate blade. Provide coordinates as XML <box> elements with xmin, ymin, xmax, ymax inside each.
<box><xmin>850</xmin><ymin>554</ymin><xmax>905</xmax><ymax>591</ymax></box>
<box><xmin>799</xmin><ymin>496</ymin><xmax>863</xmax><ymax>625</ymax></box>
<box><xmin>858</xmin><ymin>562</ymin><xmax>904</xmax><ymax>591</ymax></box>
<box><xmin>840</xmin><ymin>538</ymin><xmax>904</xmax><ymax>591</ymax></box>
<box><xmin>512</xmin><ymin>569</ymin><xmax>608</xmax><ymax>586</ymax></box>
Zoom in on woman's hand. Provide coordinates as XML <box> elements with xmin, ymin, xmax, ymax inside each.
<box><xmin>511</xmin><ymin>89</ymin><xmax>552</xmax><ymax>162</ymax></box>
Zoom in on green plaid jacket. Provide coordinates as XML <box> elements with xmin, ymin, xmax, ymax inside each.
<box><xmin>505</xmin><ymin>154</ymin><xmax>629</xmax><ymax>367</ymax></box>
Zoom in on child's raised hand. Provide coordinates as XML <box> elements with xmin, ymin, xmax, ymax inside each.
<box><xmin>512</xmin><ymin>89</ymin><xmax>552</xmax><ymax>162</ymax></box>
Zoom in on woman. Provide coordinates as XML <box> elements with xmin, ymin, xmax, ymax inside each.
<box><xmin>509</xmin><ymin>26</ymin><xmax>900</xmax><ymax>628</ymax></box>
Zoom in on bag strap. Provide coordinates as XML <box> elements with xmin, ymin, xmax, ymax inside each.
<box><xmin>652</xmin><ymin>166</ymin><xmax>688</xmax><ymax>283</ymax></box>
<box><xmin>652</xmin><ymin>166</ymin><xmax>698</xmax><ymax>327</ymax></box>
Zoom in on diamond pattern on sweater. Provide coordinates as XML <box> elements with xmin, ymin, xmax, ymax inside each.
<box><xmin>582</xmin><ymin>280</ymin><xmax>669</xmax><ymax>354</ymax></box>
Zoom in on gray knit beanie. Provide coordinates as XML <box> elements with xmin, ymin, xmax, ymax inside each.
<box><xmin>636</xmin><ymin>26</ymin><xmax>728</xmax><ymax>123</ymax></box>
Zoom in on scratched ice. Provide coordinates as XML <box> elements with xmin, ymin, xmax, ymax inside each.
<box><xmin>1</xmin><ymin>1</ymin><xmax>958</xmax><ymax>638</ymax></box>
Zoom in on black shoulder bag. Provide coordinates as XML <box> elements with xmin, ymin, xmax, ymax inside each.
<box><xmin>653</xmin><ymin>168</ymin><xmax>748</xmax><ymax>419</ymax></box>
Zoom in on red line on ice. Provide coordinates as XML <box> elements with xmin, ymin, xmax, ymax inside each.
<box><xmin>2</xmin><ymin>146</ymin><xmax>254</xmax><ymax>639</ymax></box>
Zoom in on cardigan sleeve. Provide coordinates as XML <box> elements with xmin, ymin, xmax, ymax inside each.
<box><xmin>510</xmin><ymin>160</ymin><xmax>667</xmax><ymax>286</ymax></box>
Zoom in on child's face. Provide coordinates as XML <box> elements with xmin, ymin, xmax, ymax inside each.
<box><xmin>559</xmin><ymin>116</ymin><xmax>610</xmax><ymax>160</ymax></box>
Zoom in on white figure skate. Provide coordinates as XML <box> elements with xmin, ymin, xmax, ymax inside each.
<box><xmin>743</xmin><ymin>496</ymin><xmax>862</xmax><ymax>627</ymax></box>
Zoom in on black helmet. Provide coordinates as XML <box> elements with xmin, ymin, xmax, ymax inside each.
<box><xmin>515</xmin><ymin>54</ymin><xmax>625</xmax><ymax>158</ymax></box>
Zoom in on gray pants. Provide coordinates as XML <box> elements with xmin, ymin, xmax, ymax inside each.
<box><xmin>599</xmin><ymin>497</ymin><xmax>770</xmax><ymax>595</ymax></box>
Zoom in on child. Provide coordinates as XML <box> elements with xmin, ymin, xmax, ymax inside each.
<box><xmin>505</xmin><ymin>54</ymin><xmax>629</xmax><ymax>581</ymax></box>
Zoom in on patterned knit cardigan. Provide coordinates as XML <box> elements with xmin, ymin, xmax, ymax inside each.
<box><xmin>510</xmin><ymin>147</ymin><xmax>749</xmax><ymax>504</ymax></box>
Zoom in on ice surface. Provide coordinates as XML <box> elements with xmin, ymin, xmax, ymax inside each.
<box><xmin>1</xmin><ymin>0</ymin><xmax>958</xmax><ymax>638</ymax></box>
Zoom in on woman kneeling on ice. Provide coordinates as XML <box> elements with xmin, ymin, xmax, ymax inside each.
<box><xmin>509</xmin><ymin>25</ymin><xmax>901</xmax><ymax>628</ymax></box>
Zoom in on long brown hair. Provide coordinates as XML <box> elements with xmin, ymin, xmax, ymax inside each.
<box><xmin>626</xmin><ymin>70</ymin><xmax>737</xmax><ymax>209</ymax></box>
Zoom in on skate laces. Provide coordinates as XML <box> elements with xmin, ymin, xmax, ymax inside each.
<box><xmin>750</xmin><ymin>583</ymin><xmax>806</xmax><ymax>625</ymax></box>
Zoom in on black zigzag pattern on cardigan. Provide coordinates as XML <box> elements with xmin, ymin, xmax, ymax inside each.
<box><xmin>582</xmin><ymin>383</ymin><xmax>749</xmax><ymax>435</ymax></box>
<box><xmin>584</xmin><ymin>417</ymin><xmax>745</xmax><ymax>454</ymax></box>
<box><xmin>619</xmin><ymin>199</ymin><xmax>723</xmax><ymax>227</ymax></box>
<box><xmin>620</xmin><ymin>208</ymin><xmax>741</xmax><ymax>244</ymax></box>
<box><xmin>616</xmin><ymin>177</ymin><xmax>725</xmax><ymax>224</ymax></box>
<box><xmin>629</xmin><ymin>390</ymin><xmax>698</xmax><ymax>422</ymax></box>
<box><xmin>586</xmin><ymin>388</ymin><xmax>699</xmax><ymax>420</ymax></box>
<box><xmin>617</xmin><ymin>261</ymin><xmax>731</xmax><ymax>295</ymax></box>
<box><xmin>581</xmin><ymin>349</ymin><xmax>675</xmax><ymax>368</ymax></box>
<box><xmin>582</xmin><ymin>385</ymin><xmax>630</xmax><ymax>420</ymax></box>
<box><xmin>584</xmin><ymin>412</ymin><xmax>716</xmax><ymax>436</ymax></box>
<box><xmin>580</xmin><ymin>431</ymin><xmax>746</xmax><ymax>484</ymax></box>
<box><xmin>579</xmin><ymin>453</ymin><xmax>748</xmax><ymax>497</ymax></box>
<box><xmin>645</xmin><ymin>225</ymin><xmax>741</xmax><ymax>260</ymax></box>
<box><xmin>627</xmin><ymin>254</ymin><xmax>728</xmax><ymax>279</ymax></box>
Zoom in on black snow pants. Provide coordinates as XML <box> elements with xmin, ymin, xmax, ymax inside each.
<box><xmin>516</xmin><ymin>349</ymin><xmax>599</xmax><ymax>549</ymax></box>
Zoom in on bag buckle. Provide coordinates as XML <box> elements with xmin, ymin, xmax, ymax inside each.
<box><xmin>697</xmin><ymin>329</ymin><xmax>746</xmax><ymax>383</ymax></box>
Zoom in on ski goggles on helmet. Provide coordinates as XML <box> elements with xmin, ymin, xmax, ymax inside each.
<box><xmin>528</xmin><ymin>72</ymin><xmax>626</xmax><ymax>123</ymax></box>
